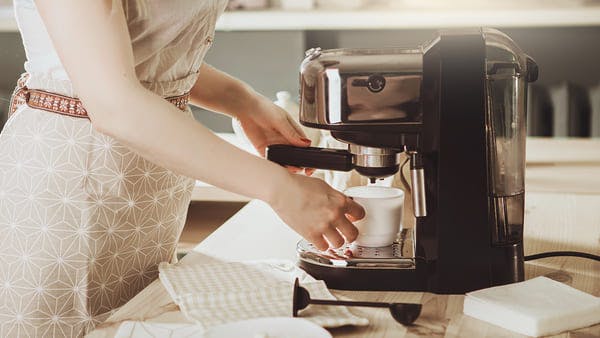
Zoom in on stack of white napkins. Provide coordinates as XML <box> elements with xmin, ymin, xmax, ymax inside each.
<box><xmin>463</xmin><ymin>276</ymin><xmax>600</xmax><ymax>337</ymax></box>
<box><xmin>158</xmin><ymin>252</ymin><xmax>368</xmax><ymax>329</ymax></box>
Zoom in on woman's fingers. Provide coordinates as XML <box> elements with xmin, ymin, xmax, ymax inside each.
<box><xmin>304</xmin><ymin>168</ymin><xmax>316</xmax><ymax>176</ymax></box>
<box><xmin>285</xmin><ymin>165</ymin><xmax>302</xmax><ymax>174</ymax></box>
<box><xmin>276</xmin><ymin>175</ymin><xmax>366</xmax><ymax>252</ymax></box>
<box><xmin>281</xmin><ymin>113</ymin><xmax>311</xmax><ymax>147</ymax></box>
<box><xmin>286</xmin><ymin>113</ymin><xmax>308</xmax><ymax>140</ymax></box>
<box><xmin>284</xmin><ymin>166</ymin><xmax>316</xmax><ymax>176</ymax></box>
<box><xmin>289</xmin><ymin>114</ymin><xmax>306</xmax><ymax>138</ymax></box>
<box><xmin>315</xmin><ymin>196</ymin><xmax>363</xmax><ymax>249</ymax></box>
<box><xmin>309</xmin><ymin>233</ymin><xmax>329</xmax><ymax>251</ymax></box>
<box><xmin>315</xmin><ymin>219</ymin><xmax>358</xmax><ymax>250</ymax></box>
<box><xmin>323</xmin><ymin>227</ymin><xmax>345</xmax><ymax>248</ymax></box>
<box><xmin>334</xmin><ymin>217</ymin><xmax>359</xmax><ymax>243</ymax></box>
<box><xmin>344</xmin><ymin>197</ymin><xmax>366</xmax><ymax>221</ymax></box>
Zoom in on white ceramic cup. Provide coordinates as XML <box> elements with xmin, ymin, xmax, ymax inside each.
<box><xmin>344</xmin><ymin>186</ymin><xmax>404</xmax><ymax>247</ymax></box>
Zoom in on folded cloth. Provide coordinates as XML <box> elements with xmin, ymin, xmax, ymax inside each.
<box><xmin>463</xmin><ymin>276</ymin><xmax>600</xmax><ymax>337</ymax></box>
<box><xmin>159</xmin><ymin>252</ymin><xmax>368</xmax><ymax>329</ymax></box>
<box><xmin>114</xmin><ymin>321</ymin><xmax>204</xmax><ymax>338</ymax></box>
<box><xmin>114</xmin><ymin>317</ymin><xmax>332</xmax><ymax>338</ymax></box>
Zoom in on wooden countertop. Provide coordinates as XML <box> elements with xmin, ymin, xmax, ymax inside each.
<box><xmin>88</xmin><ymin>161</ymin><xmax>600</xmax><ymax>337</ymax></box>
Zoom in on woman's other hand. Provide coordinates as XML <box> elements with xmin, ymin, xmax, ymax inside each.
<box><xmin>269</xmin><ymin>173</ymin><xmax>365</xmax><ymax>251</ymax></box>
<box><xmin>236</xmin><ymin>95</ymin><xmax>315</xmax><ymax>175</ymax></box>
<box><xmin>189</xmin><ymin>64</ymin><xmax>315</xmax><ymax>175</ymax></box>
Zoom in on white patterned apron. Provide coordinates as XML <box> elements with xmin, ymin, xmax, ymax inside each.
<box><xmin>0</xmin><ymin>0</ymin><xmax>227</xmax><ymax>336</ymax></box>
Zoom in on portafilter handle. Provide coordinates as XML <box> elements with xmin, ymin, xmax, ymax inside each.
<box><xmin>266</xmin><ymin>144</ymin><xmax>353</xmax><ymax>172</ymax></box>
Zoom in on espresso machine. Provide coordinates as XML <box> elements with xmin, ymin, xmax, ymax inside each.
<box><xmin>267</xmin><ymin>28</ymin><xmax>538</xmax><ymax>293</ymax></box>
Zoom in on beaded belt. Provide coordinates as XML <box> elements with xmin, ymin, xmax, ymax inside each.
<box><xmin>8</xmin><ymin>74</ymin><xmax>190</xmax><ymax>119</ymax></box>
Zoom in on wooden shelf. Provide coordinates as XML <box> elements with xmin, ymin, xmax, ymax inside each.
<box><xmin>526</xmin><ymin>137</ymin><xmax>600</xmax><ymax>164</ymax></box>
<box><xmin>215</xmin><ymin>7</ymin><xmax>600</xmax><ymax>31</ymax></box>
<box><xmin>0</xmin><ymin>6</ymin><xmax>14</xmax><ymax>32</ymax></box>
<box><xmin>3</xmin><ymin>6</ymin><xmax>600</xmax><ymax>33</ymax></box>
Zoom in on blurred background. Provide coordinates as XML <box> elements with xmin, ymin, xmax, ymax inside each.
<box><xmin>1</xmin><ymin>0</ymin><xmax>600</xmax><ymax>136</ymax></box>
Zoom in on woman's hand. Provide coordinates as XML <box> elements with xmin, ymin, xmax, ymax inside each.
<box><xmin>269</xmin><ymin>173</ymin><xmax>365</xmax><ymax>251</ymax></box>
<box><xmin>236</xmin><ymin>94</ymin><xmax>315</xmax><ymax>175</ymax></box>
<box><xmin>189</xmin><ymin>64</ymin><xmax>314</xmax><ymax>174</ymax></box>
<box><xmin>237</xmin><ymin>94</ymin><xmax>307</xmax><ymax>156</ymax></box>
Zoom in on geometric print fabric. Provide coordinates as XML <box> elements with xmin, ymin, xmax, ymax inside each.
<box><xmin>0</xmin><ymin>106</ymin><xmax>195</xmax><ymax>337</ymax></box>
<box><xmin>158</xmin><ymin>257</ymin><xmax>370</xmax><ymax>329</ymax></box>
<box><xmin>7</xmin><ymin>0</ymin><xmax>228</xmax><ymax>335</ymax></box>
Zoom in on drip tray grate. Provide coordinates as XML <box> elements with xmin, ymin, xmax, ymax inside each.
<box><xmin>297</xmin><ymin>228</ymin><xmax>416</xmax><ymax>269</ymax></box>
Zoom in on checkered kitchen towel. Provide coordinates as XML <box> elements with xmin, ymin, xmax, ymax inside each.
<box><xmin>158</xmin><ymin>252</ymin><xmax>368</xmax><ymax>329</ymax></box>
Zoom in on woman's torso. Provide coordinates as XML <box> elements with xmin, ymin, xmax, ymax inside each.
<box><xmin>13</xmin><ymin>0</ymin><xmax>228</xmax><ymax>97</ymax></box>
<box><xmin>0</xmin><ymin>1</ymin><xmax>227</xmax><ymax>336</ymax></box>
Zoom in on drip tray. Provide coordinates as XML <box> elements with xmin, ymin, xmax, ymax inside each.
<box><xmin>297</xmin><ymin>228</ymin><xmax>416</xmax><ymax>270</ymax></box>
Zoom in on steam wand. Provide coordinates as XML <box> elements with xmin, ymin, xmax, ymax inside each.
<box><xmin>409</xmin><ymin>152</ymin><xmax>427</xmax><ymax>218</ymax></box>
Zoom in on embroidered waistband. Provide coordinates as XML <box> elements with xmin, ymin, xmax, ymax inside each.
<box><xmin>9</xmin><ymin>74</ymin><xmax>191</xmax><ymax>119</ymax></box>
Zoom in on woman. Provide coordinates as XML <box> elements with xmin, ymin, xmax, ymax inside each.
<box><xmin>0</xmin><ymin>0</ymin><xmax>364</xmax><ymax>336</ymax></box>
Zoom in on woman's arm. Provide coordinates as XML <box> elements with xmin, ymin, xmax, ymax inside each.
<box><xmin>34</xmin><ymin>0</ymin><xmax>363</xmax><ymax>250</ymax></box>
<box><xmin>34</xmin><ymin>0</ymin><xmax>280</xmax><ymax>201</ymax></box>
<box><xmin>189</xmin><ymin>63</ymin><xmax>255</xmax><ymax>118</ymax></box>
<box><xmin>190</xmin><ymin>63</ymin><xmax>310</xmax><ymax>159</ymax></box>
